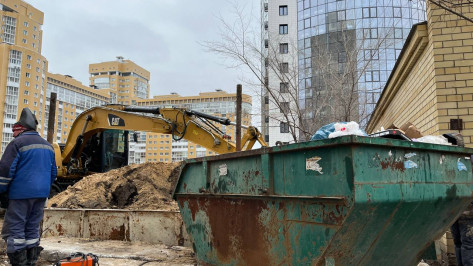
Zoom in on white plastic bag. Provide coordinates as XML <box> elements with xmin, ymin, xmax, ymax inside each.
<box><xmin>413</xmin><ymin>135</ymin><xmax>451</xmax><ymax>145</ymax></box>
<box><xmin>328</xmin><ymin>122</ymin><xmax>367</xmax><ymax>138</ymax></box>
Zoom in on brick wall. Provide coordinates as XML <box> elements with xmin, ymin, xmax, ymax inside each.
<box><xmin>367</xmin><ymin>0</ymin><xmax>473</xmax><ymax>147</ymax></box>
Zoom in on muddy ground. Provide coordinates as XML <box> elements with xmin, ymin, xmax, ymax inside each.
<box><xmin>48</xmin><ymin>162</ymin><xmax>182</xmax><ymax>211</ymax></box>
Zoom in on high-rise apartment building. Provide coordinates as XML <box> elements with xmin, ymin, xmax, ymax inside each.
<box><xmin>44</xmin><ymin>73</ymin><xmax>110</xmax><ymax>143</ymax></box>
<box><xmin>261</xmin><ymin>0</ymin><xmax>299</xmax><ymax>146</ymax></box>
<box><xmin>89</xmin><ymin>57</ymin><xmax>150</xmax><ymax>105</ymax></box>
<box><xmin>134</xmin><ymin>90</ymin><xmax>252</xmax><ymax>164</ymax></box>
<box><xmin>296</xmin><ymin>0</ymin><xmax>426</xmax><ymax>138</ymax></box>
<box><xmin>0</xmin><ymin>0</ymin><xmax>48</xmax><ymax>153</ymax></box>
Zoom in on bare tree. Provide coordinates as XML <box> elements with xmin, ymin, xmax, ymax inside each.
<box><xmin>305</xmin><ymin>26</ymin><xmax>396</xmax><ymax>134</ymax></box>
<box><xmin>203</xmin><ymin>0</ymin><xmax>422</xmax><ymax>141</ymax></box>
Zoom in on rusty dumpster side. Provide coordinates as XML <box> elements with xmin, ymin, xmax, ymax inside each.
<box><xmin>173</xmin><ymin>136</ymin><xmax>473</xmax><ymax>265</ymax></box>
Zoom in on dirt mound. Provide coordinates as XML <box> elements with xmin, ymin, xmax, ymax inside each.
<box><xmin>48</xmin><ymin>162</ymin><xmax>182</xmax><ymax>211</ymax></box>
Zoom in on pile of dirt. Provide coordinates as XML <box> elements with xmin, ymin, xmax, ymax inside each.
<box><xmin>48</xmin><ymin>162</ymin><xmax>182</xmax><ymax>211</ymax></box>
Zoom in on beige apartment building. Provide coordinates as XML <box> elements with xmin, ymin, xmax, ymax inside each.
<box><xmin>0</xmin><ymin>0</ymin><xmax>48</xmax><ymax>152</ymax></box>
<box><xmin>133</xmin><ymin>91</ymin><xmax>252</xmax><ymax>163</ymax></box>
<box><xmin>44</xmin><ymin>73</ymin><xmax>110</xmax><ymax>143</ymax></box>
<box><xmin>89</xmin><ymin>57</ymin><xmax>150</xmax><ymax>105</ymax></box>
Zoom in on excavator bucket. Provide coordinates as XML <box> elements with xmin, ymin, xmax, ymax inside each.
<box><xmin>173</xmin><ymin>136</ymin><xmax>473</xmax><ymax>265</ymax></box>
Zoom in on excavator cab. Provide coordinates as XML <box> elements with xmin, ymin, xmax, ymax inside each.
<box><xmin>83</xmin><ymin>129</ymin><xmax>129</xmax><ymax>173</ymax></box>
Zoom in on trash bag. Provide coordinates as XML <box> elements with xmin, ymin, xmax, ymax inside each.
<box><xmin>310</xmin><ymin>122</ymin><xmax>338</xmax><ymax>141</ymax></box>
<box><xmin>413</xmin><ymin>135</ymin><xmax>451</xmax><ymax>145</ymax></box>
<box><xmin>311</xmin><ymin>122</ymin><xmax>367</xmax><ymax>141</ymax></box>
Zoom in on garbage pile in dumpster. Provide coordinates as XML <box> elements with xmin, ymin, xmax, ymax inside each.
<box><xmin>48</xmin><ymin>162</ymin><xmax>182</xmax><ymax>211</ymax></box>
<box><xmin>313</xmin><ymin>121</ymin><xmax>463</xmax><ymax>147</ymax></box>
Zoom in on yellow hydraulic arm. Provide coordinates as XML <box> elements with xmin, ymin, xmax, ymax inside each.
<box><xmin>55</xmin><ymin>104</ymin><xmax>267</xmax><ymax>177</ymax></box>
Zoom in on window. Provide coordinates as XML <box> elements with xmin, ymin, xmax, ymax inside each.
<box><xmin>3</xmin><ymin>16</ymin><xmax>17</xmax><ymax>44</ymax></box>
<box><xmin>364</xmin><ymin>49</ymin><xmax>379</xmax><ymax>60</ymax></box>
<box><xmin>27</xmin><ymin>55</ymin><xmax>32</xmax><ymax>60</ymax></box>
<box><xmin>363</xmin><ymin>28</ymin><xmax>378</xmax><ymax>39</ymax></box>
<box><xmin>265</xmin><ymin>116</ymin><xmax>269</xmax><ymax>123</ymax></box>
<box><xmin>264</xmin><ymin>39</ymin><xmax>268</xmax><ymax>48</ymax></box>
<box><xmin>280</xmin><ymin>122</ymin><xmax>290</xmax><ymax>133</ymax></box>
<box><xmin>394</xmin><ymin>28</ymin><xmax>403</xmax><ymax>39</ymax></box>
<box><xmin>327</xmin><ymin>12</ymin><xmax>338</xmax><ymax>31</ymax></box>
<box><xmin>304</xmin><ymin>18</ymin><xmax>310</xmax><ymax>29</ymax></box>
<box><xmin>23</xmin><ymin>30</ymin><xmax>27</xmax><ymax>35</ymax></box>
<box><xmin>279</xmin><ymin>24</ymin><xmax>288</xmax><ymax>34</ymax></box>
<box><xmin>24</xmin><ymin>21</ymin><xmax>28</xmax><ymax>27</ymax></box>
<box><xmin>280</xmin><ymin>82</ymin><xmax>289</xmax><ymax>93</ymax></box>
<box><xmin>25</xmin><ymin>73</ymin><xmax>30</xmax><ymax>78</ymax></box>
<box><xmin>23</xmin><ymin>99</ymin><xmax>28</xmax><ymax>104</ymax></box>
<box><xmin>338</xmin><ymin>52</ymin><xmax>347</xmax><ymax>63</ymax></box>
<box><xmin>22</xmin><ymin>39</ymin><xmax>27</xmax><ymax>44</ymax></box>
<box><xmin>279</xmin><ymin>43</ymin><xmax>288</xmax><ymax>54</ymax></box>
<box><xmin>362</xmin><ymin>7</ymin><xmax>377</xmax><ymax>18</ymax></box>
<box><xmin>24</xmin><ymin>90</ymin><xmax>29</xmax><ymax>95</ymax></box>
<box><xmin>25</xmin><ymin>81</ymin><xmax>30</xmax><ymax>87</ymax></box>
<box><xmin>393</xmin><ymin>7</ymin><xmax>402</xmax><ymax>18</ymax></box>
<box><xmin>395</xmin><ymin>49</ymin><xmax>402</xmax><ymax>59</ymax></box>
<box><xmin>279</xmin><ymin>5</ymin><xmax>288</xmax><ymax>16</ymax></box>
<box><xmin>280</xmin><ymin>63</ymin><xmax>289</xmax><ymax>73</ymax></box>
<box><xmin>303</xmin><ymin>0</ymin><xmax>310</xmax><ymax>9</ymax></box>
<box><xmin>280</xmin><ymin>102</ymin><xmax>290</xmax><ymax>113</ymax></box>
<box><xmin>365</xmin><ymin>71</ymin><xmax>380</xmax><ymax>82</ymax></box>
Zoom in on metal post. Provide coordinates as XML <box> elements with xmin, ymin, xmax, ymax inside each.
<box><xmin>47</xmin><ymin>92</ymin><xmax>57</xmax><ymax>144</ymax></box>
<box><xmin>236</xmin><ymin>84</ymin><xmax>242</xmax><ymax>151</ymax></box>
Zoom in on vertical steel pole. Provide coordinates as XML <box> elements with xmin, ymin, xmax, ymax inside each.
<box><xmin>236</xmin><ymin>84</ymin><xmax>242</xmax><ymax>151</ymax></box>
<box><xmin>47</xmin><ymin>92</ymin><xmax>57</xmax><ymax>144</ymax></box>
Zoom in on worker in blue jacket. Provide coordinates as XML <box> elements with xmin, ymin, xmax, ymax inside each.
<box><xmin>0</xmin><ymin>108</ymin><xmax>57</xmax><ymax>266</ymax></box>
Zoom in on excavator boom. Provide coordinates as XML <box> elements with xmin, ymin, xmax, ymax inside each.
<box><xmin>54</xmin><ymin>104</ymin><xmax>267</xmax><ymax>180</ymax></box>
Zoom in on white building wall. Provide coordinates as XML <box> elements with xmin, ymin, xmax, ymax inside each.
<box><xmin>262</xmin><ymin>0</ymin><xmax>298</xmax><ymax>146</ymax></box>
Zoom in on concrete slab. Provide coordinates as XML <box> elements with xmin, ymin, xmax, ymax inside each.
<box><xmin>42</xmin><ymin>209</ymin><xmax>190</xmax><ymax>247</ymax></box>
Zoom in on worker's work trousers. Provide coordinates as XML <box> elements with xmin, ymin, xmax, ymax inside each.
<box><xmin>451</xmin><ymin>217</ymin><xmax>473</xmax><ymax>266</ymax></box>
<box><xmin>1</xmin><ymin>198</ymin><xmax>46</xmax><ymax>253</ymax></box>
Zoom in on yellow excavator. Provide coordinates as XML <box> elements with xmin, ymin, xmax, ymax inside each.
<box><xmin>51</xmin><ymin>104</ymin><xmax>267</xmax><ymax>194</ymax></box>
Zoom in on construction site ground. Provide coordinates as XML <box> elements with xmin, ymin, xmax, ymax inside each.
<box><xmin>0</xmin><ymin>233</ymin><xmax>196</xmax><ymax>265</ymax></box>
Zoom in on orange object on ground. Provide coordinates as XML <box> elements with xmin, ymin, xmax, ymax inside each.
<box><xmin>54</xmin><ymin>252</ymin><xmax>99</xmax><ymax>265</ymax></box>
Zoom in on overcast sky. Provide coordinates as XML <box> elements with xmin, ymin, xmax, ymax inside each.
<box><xmin>25</xmin><ymin>0</ymin><xmax>259</xmax><ymax>98</ymax></box>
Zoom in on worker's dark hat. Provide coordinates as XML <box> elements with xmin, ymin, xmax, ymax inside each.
<box><xmin>15</xmin><ymin>108</ymin><xmax>38</xmax><ymax>130</ymax></box>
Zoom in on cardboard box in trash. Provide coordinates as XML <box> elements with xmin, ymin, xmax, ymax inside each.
<box><xmin>388</xmin><ymin>122</ymin><xmax>423</xmax><ymax>139</ymax></box>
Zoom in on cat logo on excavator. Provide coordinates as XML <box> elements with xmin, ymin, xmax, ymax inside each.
<box><xmin>107</xmin><ymin>114</ymin><xmax>125</xmax><ymax>126</ymax></box>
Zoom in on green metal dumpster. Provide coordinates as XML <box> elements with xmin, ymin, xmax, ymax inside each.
<box><xmin>173</xmin><ymin>136</ymin><xmax>473</xmax><ymax>265</ymax></box>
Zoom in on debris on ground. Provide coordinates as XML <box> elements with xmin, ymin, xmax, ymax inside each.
<box><xmin>48</xmin><ymin>162</ymin><xmax>182</xmax><ymax>211</ymax></box>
